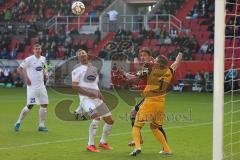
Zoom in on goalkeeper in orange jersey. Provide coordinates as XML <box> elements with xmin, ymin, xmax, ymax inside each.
<box><xmin>124</xmin><ymin>48</ymin><xmax>155</xmax><ymax>146</ymax></box>
<box><xmin>130</xmin><ymin>52</ymin><xmax>183</xmax><ymax>156</ymax></box>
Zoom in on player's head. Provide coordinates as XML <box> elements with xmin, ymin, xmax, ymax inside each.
<box><xmin>33</xmin><ymin>43</ymin><xmax>42</xmax><ymax>57</ymax></box>
<box><xmin>155</xmin><ymin>55</ymin><xmax>168</xmax><ymax>68</ymax></box>
<box><xmin>139</xmin><ymin>48</ymin><xmax>152</xmax><ymax>63</ymax></box>
<box><xmin>76</xmin><ymin>49</ymin><xmax>88</xmax><ymax>64</ymax></box>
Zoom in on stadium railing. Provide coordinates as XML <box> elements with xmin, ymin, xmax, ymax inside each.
<box><xmin>45</xmin><ymin>14</ymin><xmax>182</xmax><ymax>34</ymax></box>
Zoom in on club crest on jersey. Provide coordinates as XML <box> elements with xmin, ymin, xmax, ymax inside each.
<box><xmin>36</xmin><ymin>66</ymin><xmax>43</xmax><ymax>71</ymax></box>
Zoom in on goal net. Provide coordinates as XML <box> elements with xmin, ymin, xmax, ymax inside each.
<box><xmin>214</xmin><ymin>0</ymin><xmax>240</xmax><ymax>160</ymax></box>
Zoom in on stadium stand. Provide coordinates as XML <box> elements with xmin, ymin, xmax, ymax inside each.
<box><xmin>0</xmin><ymin>0</ymin><xmax>113</xmax><ymax>60</ymax></box>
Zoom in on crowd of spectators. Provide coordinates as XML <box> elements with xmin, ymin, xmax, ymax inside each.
<box><xmin>186</xmin><ymin>0</ymin><xmax>214</xmax><ymax>19</ymax></box>
<box><xmin>0</xmin><ymin>67</ymin><xmax>23</xmax><ymax>87</ymax></box>
<box><xmin>0</xmin><ymin>0</ymin><xmax>98</xmax><ymax>22</ymax></box>
<box><xmin>0</xmin><ymin>27</ymin><xmax>94</xmax><ymax>60</ymax></box>
<box><xmin>99</xmin><ymin>26</ymin><xmax>212</xmax><ymax>61</ymax></box>
<box><xmin>0</xmin><ymin>0</ymin><xmax>112</xmax><ymax>60</ymax></box>
<box><xmin>155</xmin><ymin>0</ymin><xmax>185</xmax><ymax>15</ymax></box>
<box><xmin>177</xmin><ymin>70</ymin><xmax>213</xmax><ymax>92</ymax></box>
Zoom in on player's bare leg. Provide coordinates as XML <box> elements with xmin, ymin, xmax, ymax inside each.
<box><xmin>14</xmin><ymin>105</ymin><xmax>34</xmax><ymax>132</ymax></box>
<box><xmin>99</xmin><ymin>115</ymin><xmax>114</xmax><ymax>150</ymax></box>
<box><xmin>38</xmin><ymin>104</ymin><xmax>48</xmax><ymax>132</ymax></box>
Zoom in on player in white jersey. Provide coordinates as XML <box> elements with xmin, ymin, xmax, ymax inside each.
<box><xmin>14</xmin><ymin>44</ymin><xmax>49</xmax><ymax>132</ymax></box>
<box><xmin>72</xmin><ymin>49</ymin><xmax>114</xmax><ymax>153</ymax></box>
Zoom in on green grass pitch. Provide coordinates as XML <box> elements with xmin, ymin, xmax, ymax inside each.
<box><xmin>0</xmin><ymin>88</ymin><xmax>214</xmax><ymax>160</ymax></box>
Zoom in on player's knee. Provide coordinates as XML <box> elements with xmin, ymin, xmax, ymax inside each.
<box><xmin>27</xmin><ymin>105</ymin><xmax>34</xmax><ymax>110</ymax></box>
<box><xmin>106</xmin><ymin>119</ymin><xmax>114</xmax><ymax>125</ymax></box>
<box><xmin>41</xmin><ymin>104</ymin><xmax>48</xmax><ymax>108</ymax></box>
<box><xmin>91</xmin><ymin>113</ymin><xmax>99</xmax><ymax>119</ymax></box>
<box><xmin>133</xmin><ymin>125</ymin><xmax>142</xmax><ymax>129</ymax></box>
<box><xmin>150</xmin><ymin>123</ymin><xmax>159</xmax><ymax>130</ymax></box>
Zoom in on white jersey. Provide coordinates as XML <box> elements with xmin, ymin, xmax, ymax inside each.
<box><xmin>72</xmin><ymin>64</ymin><xmax>99</xmax><ymax>101</ymax></box>
<box><xmin>20</xmin><ymin>55</ymin><xmax>46</xmax><ymax>89</ymax></box>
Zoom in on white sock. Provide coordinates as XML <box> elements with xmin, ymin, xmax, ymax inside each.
<box><xmin>39</xmin><ymin>107</ymin><xmax>47</xmax><ymax>128</ymax></box>
<box><xmin>88</xmin><ymin>119</ymin><xmax>100</xmax><ymax>146</ymax></box>
<box><xmin>16</xmin><ymin>106</ymin><xmax>30</xmax><ymax>124</ymax></box>
<box><xmin>100</xmin><ymin>123</ymin><xmax>112</xmax><ymax>144</ymax></box>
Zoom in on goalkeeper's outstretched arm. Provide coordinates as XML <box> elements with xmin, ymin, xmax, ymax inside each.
<box><xmin>170</xmin><ymin>52</ymin><xmax>183</xmax><ymax>71</ymax></box>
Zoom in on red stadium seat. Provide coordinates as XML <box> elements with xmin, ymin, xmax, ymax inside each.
<box><xmin>202</xmin><ymin>54</ymin><xmax>212</xmax><ymax>61</ymax></box>
<box><xmin>192</xmin><ymin>54</ymin><xmax>203</xmax><ymax>61</ymax></box>
<box><xmin>87</xmin><ymin>39</ymin><xmax>94</xmax><ymax>49</ymax></box>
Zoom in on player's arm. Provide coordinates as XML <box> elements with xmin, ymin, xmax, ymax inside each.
<box><xmin>43</xmin><ymin>58</ymin><xmax>49</xmax><ymax>80</ymax></box>
<box><xmin>43</xmin><ymin>65</ymin><xmax>49</xmax><ymax>80</ymax></box>
<box><xmin>170</xmin><ymin>52</ymin><xmax>183</xmax><ymax>72</ymax></box>
<box><xmin>125</xmin><ymin>72</ymin><xmax>138</xmax><ymax>80</ymax></box>
<box><xmin>71</xmin><ymin>70</ymin><xmax>98</xmax><ymax>98</ymax></box>
<box><xmin>72</xmin><ymin>82</ymin><xmax>97</xmax><ymax>98</ymax></box>
<box><xmin>17</xmin><ymin>66</ymin><xmax>31</xmax><ymax>85</ymax></box>
<box><xmin>17</xmin><ymin>59</ymin><xmax>31</xmax><ymax>85</ymax></box>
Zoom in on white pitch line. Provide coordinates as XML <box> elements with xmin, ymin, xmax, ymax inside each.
<box><xmin>0</xmin><ymin>122</ymin><xmax>212</xmax><ymax>150</ymax></box>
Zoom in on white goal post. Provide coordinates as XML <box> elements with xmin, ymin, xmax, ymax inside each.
<box><xmin>213</xmin><ymin>0</ymin><xmax>225</xmax><ymax>160</ymax></box>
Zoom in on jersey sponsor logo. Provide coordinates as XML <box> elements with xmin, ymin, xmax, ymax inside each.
<box><xmin>36</xmin><ymin>66</ymin><xmax>43</xmax><ymax>71</ymax></box>
<box><xmin>89</xmin><ymin>108</ymin><xmax>94</xmax><ymax>114</ymax></box>
<box><xmin>86</xmin><ymin>75</ymin><xmax>97</xmax><ymax>81</ymax></box>
<box><xmin>30</xmin><ymin>98</ymin><xmax>36</xmax><ymax>103</ymax></box>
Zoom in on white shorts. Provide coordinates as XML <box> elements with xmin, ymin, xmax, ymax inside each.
<box><xmin>80</xmin><ymin>97</ymin><xmax>111</xmax><ymax>118</ymax></box>
<box><xmin>27</xmin><ymin>87</ymin><xmax>49</xmax><ymax>105</ymax></box>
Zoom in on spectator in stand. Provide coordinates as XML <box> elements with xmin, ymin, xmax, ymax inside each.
<box><xmin>225</xmin><ymin>64</ymin><xmax>239</xmax><ymax>90</ymax></box>
<box><xmin>10</xmin><ymin>48</ymin><xmax>18</xmax><ymax>59</ymax></box>
<box><xmin>185</xmin><ymin>71</ymin><xmax>194</xmax><ymax>81</ymax></box>
<box><xmin>207</xmin><ymin>41</ymin><xmax>214</xmax><ymax>54</ymax></box>
<box><xmin>195</xmin><ymin>72</ymin><xmax>204</xmax><ymax>87</ymax></box>
<box><xmin>116</xmin><ymin>27</ymin><xmax>126</xmax><ymax>39</ymax></box>
<box><xmin>48</xmin><ymin>48</ymin><xmax>56</xmax><ymax>59</ymax></box>
<box><xmin>64</xmin><ymin>33</ymin><xmax>72</xmax><ymax>46</ymax></box>
<box><xmin>4</xmin><ymin>8</ymin><xmax>12</xmax><ymax>21</ymax></box>
<box><xmin>147</xmin><ymin>29</ymin><xmax>155</xmax><ymax>39</ymax></box>
<box><xmin>0</xmin><ymin>67</ymin><xmax>4</xmax><ymax>84</ymax></box>
<box><xmin>199</xmin><ymin>41</ymin><xmax>209</xmax><ymax>54</ymax></box>
<box><xmin>11</xmin><ymin>69</ymin><xmax>23</xmax><ymax>87</ymax></box>
<box><xmin>167</xmin><ymin>51</ymin><xmax>177</xmax><ymax>61</ymax></box>
<box><xmin>1</xmin><ymin>48</ymin><xmax>9</xmax><ymax>59</ymax></box>
<box><xmin>139</xmin><ymin>27</ymin><xmax>148</xmax><ymax>39</ymax></box>
<box><xmin>94</xmin><ymin>27</ymin><xmax>101</xmax><ymax>45</ymax></box>
<box><xmin>107</xmin><ymin>9</ymin><xmax>119</xmax><ymax>32</ymax></box>
<box><xmin>164</xmin><ymin>36</ymin><xmax>172</xmax><ymax>45</ymax></box>
<box><xmin>125</xmin><ymin>30</ymin><xmax>132</xmax><ymax>40</ymax></box>
<box><xmin>152</xmin><ymin>48</ymin><xmax>159</xmax><ymax>58</ymax></box>
<box><xmin>170</xmin><ymin>29</ymin><xmax>178</xmax><ymax>39</ymax></box>
<box><xmin>3</xmin><ymin>67</ymin><xmax>12</xmax><ymax>85</ymax></box>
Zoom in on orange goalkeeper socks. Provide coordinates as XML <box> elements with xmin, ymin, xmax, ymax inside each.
<box><xmin>132</xmin><ymin>126</ymin><xmax>142</xmax><ymax>149</ymax></box>
<box><xmin>151</xmin><ymin>128</ymin><xmax>171</xmax><ymax>152</ymax></box>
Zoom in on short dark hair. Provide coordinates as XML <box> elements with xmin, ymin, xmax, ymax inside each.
<box><xmin>156</xmin><ymin>55</ymin><xmax>168</xmax><ymax>68</ymax></box>
<box><xmin>140</xmin><ymin>47</ymin><xmax>152</xmax><ymax>56</ymax></box>
<box><xmin>77</xmin><ymin>49</ymin><xmax>87</xmax><ymax>54</ymax></box>
<box><xmin>33</xmin><ymin>43</ymin><xmax>41</xmax><ymax>48</ymax></box>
